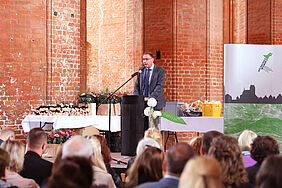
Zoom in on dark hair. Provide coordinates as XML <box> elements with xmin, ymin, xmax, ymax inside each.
<box><xmin>94</xmin><ymin>135</ymin><xmax>112</xmax><ymax>163</ymax></box>
<box><xmin>250</xmin><ymin>135</ymin><xmax>280</xmax><ymax>163</ymax></box>
<box><xmin>189</xmin><ymin>137</ymin><xmax>202</xmax><ymax>155</ymax></box>
<box><xmin>27</xmin><ymin>128</ymin><xmax>47</xmax><ymax>149</ymax></box>
<box><xmin>143</xmin><ymin>52</ymin><xmax>154</xmax><ymax>58</ymax></box>
<box><xmin>166</xmin><ymin>143</ymin><xmax>195</xmax><ymax>174</ymax></box>
<box><xmin>202</xmin><ymin>131</ymin><xmax>223</xmax><ymax>154</ymax></box>
<box><xmin>0</xmin><ymin>148</ymin><xmax>10</xmax><ymax>177</ymax></box>
<box><xmin>126</xmin><ymin>146</ymin><xmax>164</xmax><ymax>187</ymax></box>
<box><xmin>256</xmin><ymin>155</ymin><xmax>282</xmax><ymax>188</ymax></box>
<box><xmin>208</xmin><ymin>135</ymin><xmax>248</xmax><ymax>187</ymax></box>
<box><xmin>45</xmin><ymin>156</ymin><xmax>93</xmax><ymax>188</ymax></box>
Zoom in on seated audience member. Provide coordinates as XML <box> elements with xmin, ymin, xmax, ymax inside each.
<box><xmin>85</xmin><ymin>136</ymin><xmax>116</xmax><ymax>188</ymax></box>
<box><xmin>20</xmin><ymin>128</ymin><xmax>53</xmax><ymax>186</ymax></box>
<box><xmin>126</xmin><ymin>146</ymin><xmax>164</xmax><ymax>188</ymax></box>
<box><xmin>137</xmin><ymin>143</ymin><xmax>195</xmax><ymax>188</ymax></box>
<box><xmin>1</xmin><ymin>140</ymin><xmax>39</xmax><ymax>188</ymax></box>
<box><xmin>201</xmin><ymin>130</ymin><xmax>223</xmax><ymax>155</ymax></box>
<box><xmin>0</xmin><ymin>148</ymin><xmax>17</xmax><ymax>188</ymax></box>
<box><xmin>189</xmin><ymin>136</ymin><xmax>202</xmax><ymax>155</ymax></box>
<box><xmin>238</xmin><ymin>130</ymin><xmax>257</xmax><ymax>168</ymax></box>
<box><xmin>144</xmin><ymin>128</ymin><xmax>163</xmax><ymax>149</ymax></box>
<box><xmin>43</xmin><ymin>156</ymin><xmax>93</xmax><ymax>188</ymax></box>
<box><xmin>94</xmin><ymin>135</ymin><xmax>121</xmax><ymax>188</ymax></box>
<box><xmin>0</xmin><ymin>128</ymin><xmax>15</xmax><ymax>145</ymax></box>
<box><xmin>208</xmin><ymin>135</ymin><xmax>248</xmax><ymax>188</ymax></box>
<box><xmin>246</xmin><ymin>135</ymin><xmax>280</xmax><ymax>188</ymax></box>
<box><xmin>178</xmin><ymin>156</ymin><xmax>223</xmax><ymax>188</ymax></box>
<box><xmin>255</xmin><ymin>155</ymin><xmax>282</xmax><ymax>188</ymax></box>
<box><xmin>127</xmin><ymin>137</ymin><xmax>160</xmax><ymax>170</ymax></box>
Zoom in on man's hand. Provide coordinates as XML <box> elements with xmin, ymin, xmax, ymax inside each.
<box><xmin>144</xmin><ymin>97</ymin><xmax>150</xmax><ymax>101</ymax></box>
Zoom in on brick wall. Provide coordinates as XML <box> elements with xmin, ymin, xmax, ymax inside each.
<box><xmin>272</xmin><ymin>0</ymin><xmax>282</xmax><ymax>44</ymax></box>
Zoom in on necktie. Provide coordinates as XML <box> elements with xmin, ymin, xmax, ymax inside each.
<box><xmin>144</xmin><ymin>69</ymin><xmax>151</xmax><ymax>97</ymax></box>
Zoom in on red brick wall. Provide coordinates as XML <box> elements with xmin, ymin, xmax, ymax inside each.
<box><xmin>272</xmin><ymin>0</ymin><xmax>282</xmax><ymax>44</ymax></box>
<box><xmin>247</xmin><ymin>0</ymin><xmax>271</xmax><ymax>44</ymax></box>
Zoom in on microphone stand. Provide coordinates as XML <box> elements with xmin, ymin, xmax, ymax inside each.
<box><xmin>96</xmin><ymin>71</ymin><xmax>139</xmax><ymax>156</ymax></box>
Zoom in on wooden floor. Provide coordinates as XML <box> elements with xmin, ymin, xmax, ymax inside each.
<box><xmin>110</xmin><ymin>152</ymin><xmax>132</xmax><ymax>169</ymax></box>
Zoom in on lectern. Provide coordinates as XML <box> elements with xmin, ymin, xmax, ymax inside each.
<box><xmin>121</xmin><ymin>95</ymin><xmax>145</xmax><ymax>156</ymax></box>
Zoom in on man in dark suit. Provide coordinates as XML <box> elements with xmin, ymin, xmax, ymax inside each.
<box><xmin>136</xmin><ymin>143</ymin><xmax>195</xmax><ymax>188</ymax></box>
<box><xmin>20</xmin><ymin>128</ymin><xmax>53</xmax><ymax>186</ymax></box>
<box><xmin>133</xmin><ymin>52</ymin><xmax>166</xmax><ymax>111</ymax></box>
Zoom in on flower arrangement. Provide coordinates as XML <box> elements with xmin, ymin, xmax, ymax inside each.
<box><xmin>180</xmin><ymin>100</ymin><xmax>203</xmax><ymax>117</ymax></box>
<box><xmin>47</xmin><ymin>129</ymin><xmax>76</xmax><ymax>144</ymax></box>
<box><xmin>144</xmin><ymin>98</ymin><xmax>186</xmax><ymax>128</ymax></box>
<box><xmin>77</xmin><ymin>91</ymin><xmax>129</xmax><ymax>104</ymax></box>
<box><xmin>33</xmin><ymin>104</ymin><xmax>90</xmax><ymax>116</ymax></box>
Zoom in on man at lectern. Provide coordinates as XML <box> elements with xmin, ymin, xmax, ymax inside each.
<box><xmin>133</xmin><ymin>52</ymin><xmax>166</xmax><ymax>111</ymax></box>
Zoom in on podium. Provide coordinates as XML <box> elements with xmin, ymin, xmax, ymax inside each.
<box><xmin>121</xmin><ymin>95</ymin><xmax>145</xmax><ymax>156</ymax></box>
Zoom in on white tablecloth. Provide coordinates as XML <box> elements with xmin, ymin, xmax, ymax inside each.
<box><xmin>22</xmin><ymin>115</ymin><xmax>121</xmax><ymax>132</ymax></box>
<box><xmin>159</xmin><ymin>117</ymin><xmax>224</xmax><ymax>133</ymax></box>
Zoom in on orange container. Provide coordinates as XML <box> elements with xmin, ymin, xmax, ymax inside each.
<box><xmin>202</xmin><ymin>104</ymin><xmax>222</xmax><ymax>117</ymax></box>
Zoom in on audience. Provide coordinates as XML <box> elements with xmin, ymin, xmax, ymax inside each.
<box><xmin>0</xmin><ymin>128</ymin><xmax>15</xmax><ymax>145</ymax></box>
<box><xmin>43</xmin><ymin>156</ymin><xmax>93</xmax><ymax>188</ymax></box>
<box><xmin>246</xmin><ymin>135</ymin><xmax>280</xmax><ymax>188</ymax></box>
<box><xmin>238</xmin><ymin>130</ymin><xmax>257</xmax><ymax>168</ymax></box>
<box><xmin>94</xmin><ymin>135</ymin><xmax>121</xmax><ymax>188</ymax></box>
<box><xmin>20</xmin><ymin>128</ymin><xmax>53</xmax><ymax>186</ymax></box>
<box><xmin>208</xmin><ymin>135</ymin><xmax>248</xmax><ymax>188</ymax></box>
<box><xmin>85</xmin><ymin>136</ymin><xmax>116</xmax><ymax>188</ymax></box>
<box><xmin>178</xmin><ymin>156</ymin><xmax>223</xmax><ymax>188</ymax></box>
<box><xmin>0</xmin><ymin>148</ymin><xmax>17</xmax><ymax>188</ymax></box>
<box><xmin>201</xmin><ymin>130</ymin><xmax>223</xmax><ymax>155</ymax></box>
<box><xmin>137</xmin><ymin>143</ymin><xmax>195</xmax><ymax>188</ymax></box>
<box><xmin>1</xmin><ymin>140</ymin><xmax>39</xmax><ymax>188</ymax></box>
<box><xmin>189</xmin><ymin>136</ymin><xmax>202</xmax><ymax>155</ymax></box>
<box><xmin>255</xmin><ymin>155</ymin><xmax>282</xmax><ymax>188</ymax></box>
<box><xmin>126</xmin><ymin>146</ymin><xmax>164</xmax><ymax>188</ymax></box>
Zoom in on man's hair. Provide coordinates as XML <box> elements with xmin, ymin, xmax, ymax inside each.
<box><xmin>27</xmin><ymin>128</ymin><xmax>47</xmax><ymax>149</ymax></box>
<box><xmin>62</xmin><ymin>135</ymin><xmax>93</xmax><ymax>159</ymax></box>
<box><xmin>143</xmin><ymin>52</ymin><xmax>154</xmax><ymax>58</ymax></box>
<box><xmin>0</xmin><ymin>127</ymin><xmax>15</xmax><ymax>139</ymax></box>
<box><xmin>202</xmin><ymin>131</ymin><xmax>223</xmax><ymax>154</ymax></box>
<box><xmin>250</xmin><ymin>135</ymin><xmax>280</xmax><ymax>163</ymax></box>
<box><xmin>166</xmin><ymin>143</ymin><xmax>195</xmax><ymax>175</ymax></box>
<box><xmin>0</xmin><ymin>148</ymin><xmax>10</xmax><ymax>178</ymax></box>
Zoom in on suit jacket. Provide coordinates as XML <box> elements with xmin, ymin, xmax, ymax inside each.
<box><xmin>20</xmin><ymin>151</ymin><xmax>53</xmax><ymax>186</ymax></box>
<box><xmin>133</xmin><ymin>65</ymin><xmax>166</xmax><ymax>110</ymax></box>
<box><xmin>136</xmin><ymin>177</ymin><xmax>179</xmax><ymax>188</ymax></box>
<box><xmin>92</xmin><ymin>166</ymin><xmax>116</xmax><ymax>188</ymax></box>
<box><xmin>245</xmin><ymin>162</ymin><xmax>261</xmax><ymax>188</ymax></box>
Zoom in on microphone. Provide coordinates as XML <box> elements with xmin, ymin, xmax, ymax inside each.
<box><xmin>131</xmin><ymin>67</ymin><xmax>145</xmax><ymax>77</ymax></box>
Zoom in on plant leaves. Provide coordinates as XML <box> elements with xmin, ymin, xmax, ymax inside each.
<box><xmin>161</xmin><ymin>111</ymin><xmax>187</xmax><ymax>125</ymax></box>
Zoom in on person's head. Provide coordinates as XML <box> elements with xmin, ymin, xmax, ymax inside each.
<box><xmin>189</xmin><ymin>136</ymin><xmax>202</xmax><ymax>155</ymax></box>
<box><xmin>85</xmin><ymin>136</ymin><xmax>107</xmax><ymax>172</ymax></box>
<box><xmin>250</xmin><ymin>135</ymin><xmax>280</xmax><ymax>163</ymax></box>
<box><xmin>0</xmin><ymin>127</ymin><xmax>15</xmax><ymax>141</ymax></box>
<box><xmin>0</xmin><ymin>148</ymin><xmax>10</xmax><ymax>178</ymax></box>
<box><xmin>178</xmin><ymin>156</ymin><xmax>223</xmax><ymax>188</ymax></box>
<box><xmin>201</xmin><ymin>131</ymin><xmax>223</xmax><ymax>155</ymax></box>
<box><xmin>256</xmin><ymin>155</ymin><xmax>282</xmax><ymax>188</ymax></box>
<box><xmin>126</xmin><ymin>146</ymin><xmax>164</xmax><ymax>187</ymax></box>
<box><xmin>1</xmin><ymin>140</ymin><xmax>25</xmax><ymax>173</ymax></box>
<box><xmin>238</xmin><ymin>130</ymin><xmax>257</xmax><ymax>151</ymax></box>
<box><xmin>27</xmin><ymin>128</ymin><xmax>47</xmax><ymax>155</ymax></box>
<box><xmin>93</xmin><ymin>135</ymin><xmax>112</xmax><ymax>164</ymax></box>
<box><xmin>165</xmin><ymin>143</ymin><xmax>195</xmax><ymax>176</ymax></box>
<box><xmin>144</xmin><ymin>128</ymin><xmax>163</xmax><ymax>149</ymax></box>
<box><xmin>142</xmin><ymin>52</ymin><xmax>154</xmax><ymax>69</ymax></box>
<box><xmin>62</xmin><ymin>135</ymin><xmax>93</xmax><ymax>159</ymax></box>
<box><xmin>208</xmin><ymin>135</ymin><xmax>248</xmax><ymax>187</ymax></box>
<box><xmin>46</xmin><ymin>156</ymin><xmax>93</xmax><ymax>188</ymax></box>
<box><xmin>136</xmin><ymin>137</ymin><xmax>160</xmax><ymax>155</ymax></box>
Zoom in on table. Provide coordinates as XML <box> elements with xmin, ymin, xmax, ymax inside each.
<box><xmin>22</xmin><ymin>115</ymin><xmax>121</xmax><ymax>132</ymax></box>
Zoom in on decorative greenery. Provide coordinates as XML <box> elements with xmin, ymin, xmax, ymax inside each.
<box><xmin>77</xmin><ymin>90</ymin><xmax>129</xmax><ymax>104</ymax></box>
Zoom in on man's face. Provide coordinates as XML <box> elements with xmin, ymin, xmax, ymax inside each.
<box><xmin>142</xmin><ymin>54</ymin><xmax>154</xmax><ymax>69</ymax></box>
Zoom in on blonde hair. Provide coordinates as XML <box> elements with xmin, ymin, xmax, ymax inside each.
<box><xmin>0</xmin><ymin>127</ymin><xmax>15</xmax><ymax>140</ymax></box>
<box><xmin>1</xmin><ymin>140</ymin><xmax>25</xmax><ymax>173</ymax></box>
<box><xmin>144</xmin><ymin>128</ymin><xmax>163</xmax><ymax>149</ymax></box>
<box><xmin>238</xmin><ymin>130</ymin><xmax>257</xmax><ymax>151</ymax></box>
<box><xmin>85</xmin><ymin>136</ymin><xmax>107</xmax><ymax>172</ymax></box>
<box><xmin>179</xmin><ymin>156</ymin><xmax>223</xmax><ymax>188</ymax></box>
<box><xmin>189</xmin><ymin>136</ymin><xmax>202</xmax><ymax>155</ymax></box>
